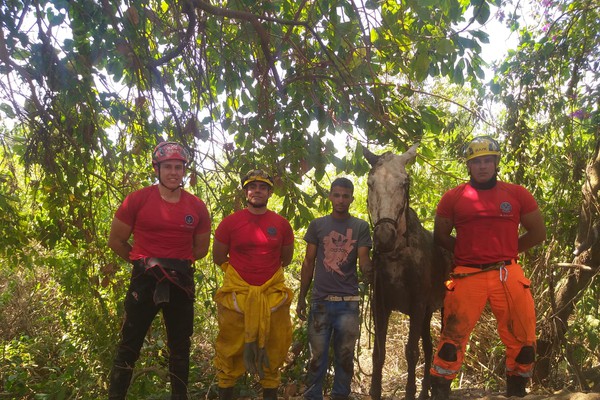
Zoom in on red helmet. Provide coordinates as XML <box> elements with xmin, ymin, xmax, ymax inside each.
<box><xmin>152</xmin><ymin>142</ymin><xmax>190</xmax><ymax>165</ymax></box>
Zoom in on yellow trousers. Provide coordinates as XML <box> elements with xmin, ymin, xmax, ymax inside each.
<box><xmin>214</xmin><ymin>264</ymin><xmax>293</xmax><ymax>388</ymax></box>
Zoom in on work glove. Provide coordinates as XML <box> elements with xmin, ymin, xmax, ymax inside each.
<box><xmin>243</xmin><ymin>341</ymin><xmax>270</xmax><ymax>379</ymax></box>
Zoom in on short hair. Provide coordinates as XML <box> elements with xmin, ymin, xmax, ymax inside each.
<box><xmin>330</xmin><ymin>177</ymin><xmax>354</xmax><ymax>193</ymax></box>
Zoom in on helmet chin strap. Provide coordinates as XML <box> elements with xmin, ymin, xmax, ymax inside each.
<box><xmin>469</xmin><ymin>172</ymin><xmax>498</xmax><ymax>190</ymax></box>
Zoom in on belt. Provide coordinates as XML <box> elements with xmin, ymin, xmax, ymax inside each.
<box><xmin>324</xmin><ymin>295</ymin><xmax>361</xmax><ymax>302</ymax></box>
<box><xmin>131</xmin><ymin>258</ymin><xmax>194</xmax><ymax>304</ymax></box>
<box><xmin>133</xmin><ymin>257</ymin><xmax>192</xmax><ymax>272</ymax></box>
<box><xmin>462</xmin><ymin>259</ymin><xmax>515</xmax><ymax>269</ymax></box>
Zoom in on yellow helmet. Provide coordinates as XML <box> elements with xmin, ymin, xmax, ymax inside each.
<box><xmin>241</xmin><ymin>169</ymin><xmax>274</xmax><ymax>188</ymax></box>
<box><xmin>464</xmin><ymin>136</ymin><xmax>501</xmax><ymax>161</ymax></box>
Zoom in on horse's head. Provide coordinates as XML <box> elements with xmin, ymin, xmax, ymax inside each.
<box><xmin>364</xmin><ymin>144</ymin><xmax>419</xmax><ymax>252</ymax></box>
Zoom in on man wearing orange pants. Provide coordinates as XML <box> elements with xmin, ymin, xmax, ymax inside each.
<box><xmin>430</xmin><ymin>136</ymin><xmax>546</xmax><ymax>399</ymax></box>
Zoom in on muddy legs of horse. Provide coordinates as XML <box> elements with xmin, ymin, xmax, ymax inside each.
<box><xmin>419</xmin><ymin>310</ymin><xmax>434</xmax><ymax>400</ymax></box>
<box><xmin>369</xmin><ymin>306</ymin><xmax>391</xmax><ymax>400</ymax></box>
<box><xmin>506</xmin><ymin>375</ymin><xmax>528</xmax><ymax>397</ymax></box>
<box><xmin>430</xmin><ymin>376</ymin><xmax>451</xmax><ymax>400</ymax></box>
<box><xmin>404</xmin><ymin>305</ymin><xmax>431</xmax><ymax>400</ymax></box>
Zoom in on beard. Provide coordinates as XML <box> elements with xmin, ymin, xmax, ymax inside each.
<box><xmin>247</xmin><ymin>198</ymin><xmax>268</xmax><ymax>208</ymax></box>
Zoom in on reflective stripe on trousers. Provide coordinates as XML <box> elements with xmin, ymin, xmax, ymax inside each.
<box><xmin>431</xmin><ymin>263</ymin><xmax>536</xmax><ymax>379</ymax></box>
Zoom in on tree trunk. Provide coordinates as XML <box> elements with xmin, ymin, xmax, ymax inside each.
<box><xmin>535</xmin><ymin>139</ymin><xmax>600</xmax><ymax>386</ymax></box>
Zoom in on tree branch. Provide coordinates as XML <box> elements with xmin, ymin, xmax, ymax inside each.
<box><xmin>191</xmin><ymin>0</ymin><xmax>285</xmax><ymax>95</ymax></box>
<box><xmin>555</xmin><ymin>262</ymin><xmax>593</xmax><ymax>271</ymax></box>
<box><xmin>404</xmin><ymin>85</ymin><xmax>494</xmax><ymax>127</ymax></box>
<box><xmin>148</xmin><ymin>0</ymin><xmax>197</xmax><ymax>68</ymax></box>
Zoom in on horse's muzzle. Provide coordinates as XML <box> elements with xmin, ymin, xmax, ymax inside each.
<box><xmin>373</xmin><ymin>222</ymin><xmax>397</xmax><ymax>252</ymax></box>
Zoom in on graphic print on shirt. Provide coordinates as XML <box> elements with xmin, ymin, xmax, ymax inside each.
<box><xmin>323</xmin><ymin>228</ymin><xmax>356</xmax><ymax>276</ymax></box>
<box><xmin>500</xmin><ymin>201</ymin><xmax>513</xmax><ymax>216</ymax></box>
<box><xmin>267</xmin><ymin>226</ymin><xmax>278</xmax><ymax>237</ymax></box>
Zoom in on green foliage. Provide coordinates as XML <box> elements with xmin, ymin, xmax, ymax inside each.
<box><xmin>0</xmin><ymin>0</ymin><xmax>495</xmax><ymax>225</ymax></box>
<box><xmin>0</xmin><ymin>0</ymin><xmax>599</xmax><ymax>397</ymax></box>
<box><xmin>488</xmin><ymin>0</ymin><xmax>600</xmax><ymax>388</ymax></box>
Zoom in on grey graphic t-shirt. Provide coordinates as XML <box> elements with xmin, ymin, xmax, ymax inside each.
<box><xmin>304</xmin><ymin>215</ymin><xmax>372</xmax><ymax>300</ymax></box>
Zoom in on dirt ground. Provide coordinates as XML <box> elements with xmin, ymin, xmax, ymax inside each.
<box><xmin>340</xmin><ymin>311</ymin><xmax>600</xmax><ymax>400</ymax></box>
<box><xmin>280</xmin><ymin>389</ymin><xmax>600</xmax><ymax>400</ymax></box>
<box><xmin>280</xmin><ymin>388</ymin><xmax>600</xmax><ymax>400</ymax></box>
<box><xmin>275</xmin><ymin>305</ymin><xmax>599</xmax><ymax>400</ymax></box>
<box><xmin>434</xmin><ymin>389</ymin><xmax>600</xmax><ymax>400</ymax></box>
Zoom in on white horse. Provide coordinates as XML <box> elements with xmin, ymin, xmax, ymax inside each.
<box><xmin>364</xmin><ymin>144</ymin><xmax>451</xmax><ymax>400</ymax></box>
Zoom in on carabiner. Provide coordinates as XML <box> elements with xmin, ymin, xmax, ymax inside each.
<box><xmin>499</xmin><ymin>265</ymin><xmax>509</xmax><ymax>282</ymax></box>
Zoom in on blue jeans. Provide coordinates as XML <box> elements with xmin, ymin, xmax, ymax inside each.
<box><xmin>304</xmin><ymin>300</ymin><xmax>360</xmax><ymax>400</ymax></box>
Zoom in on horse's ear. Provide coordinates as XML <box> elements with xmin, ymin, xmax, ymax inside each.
<box><xmin>399</xmin><ymin>143</ymin><xmax>420</xmax><ymax>166</ymax></box>
<box><xmin>363</xmin><ymin>146</ymin><xmax>380</xmax><ymax>167</ymax></box>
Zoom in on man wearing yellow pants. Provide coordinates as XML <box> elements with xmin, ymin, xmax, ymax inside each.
<box><xmin>213</xmin><ymin>169</ymin><xmax>295</xmax><ymax>400</ymax></box>
<box><xmin>430</xmin><ymin>137</ymin><xmax>546</xmax><ymax>399</ymax></box>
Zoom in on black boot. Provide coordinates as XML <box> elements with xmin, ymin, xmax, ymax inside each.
<box><xmin>262</xmin><ymin>387</ymin><xmax>278</xmax><ymax>400</ymax></box>
<box><xmin>169</xmin><ymin>354</ymin><xmax>190</xmax><ymax>400</ymax></box>
<box><xmin>430</xmin><ymin>375</ymin><xmax>451</xmax><ymax>400</ymax></box>
<box><xmin>108</xmin><ymin>363</ymin><xmax>133</xmax><ymax>400</ymax></box>
<box><xmin>506</xmin><ymin>375</ymin><xmax>528</xmax><ymax>397</ymax></box>
<box><xmin>218</xmin><ymin>386</ymin><xmax>235</xmax><ymax>400</ymax></box>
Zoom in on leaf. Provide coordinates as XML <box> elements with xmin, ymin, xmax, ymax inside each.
<box><xmin>435</xmin><ymin>38</ymin><xmax>455</xmax><ymax>55</ymax></box>
<box><xmin>457</xmin><ymin>36</ymin><xmax>476</xmax><ymax>49</ymax></box>
<box><xmin>474</xmin><ymin>1</ymin><xmax>491</xmax><ymax>25</ymax></box>
<box><xmin>469</xmin><ymin>29</ymin><xmax>490</xmax><ymax>44</ymax></box>
<box><xmin>453</xmin><ymin>63</ymin><xmax>465</xmax><ymax>85</ymax></box>
<box><xmin>489</xmin><ymin>81</ymin><xmax>501</xmax><ymax>95</ymax></box>
<box><xmin>47</xmin><ymin>10</ymin><xmax>66</xmax><ymax>27</ymax></box>
<box><xmin>0</xmin><ymin>103</ymin><xmax>15</xmax><ymax>118</ymax></box>
<box><xmin>412</xmin><ymin>52</ymin><xmax>431</xmax><ymax>82</ymax></box>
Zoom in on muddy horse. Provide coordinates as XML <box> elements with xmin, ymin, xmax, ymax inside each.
<box><xmin>364</xmin><ymin>145</ymin><xmax>451</xmax><ymax>400</ymax></box>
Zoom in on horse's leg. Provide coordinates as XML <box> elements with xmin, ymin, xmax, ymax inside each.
<box><xmin>370</xmin><ymin>288</ymin><xmax>391</xmax><ymax>400</ymax></box>
<box><xmin>405</xmin><ymin>303</ymin><xmax>426</xmax><ymax>400</ymax></box>
<box><xmin>418</xmin><ymin>309</ymin><xmax>434</xmax><ymax>400</ymax></box>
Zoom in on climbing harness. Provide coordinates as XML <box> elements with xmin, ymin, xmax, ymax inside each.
<box><xmin>450</xmin><ymin>260</ymin><xmax>514</xmax><ymax>279</ymax></box>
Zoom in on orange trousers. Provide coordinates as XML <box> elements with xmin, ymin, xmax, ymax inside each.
<box><xmin>431</xmin><ymin>262</ymin><xmax>536</xmax><ymax>380</ymax></box>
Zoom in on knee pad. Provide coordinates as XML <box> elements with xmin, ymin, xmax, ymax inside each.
<box><xmin>437</xmin><ymin>343</ymin><xmax>458</xmax><ymax>362</ymax></box>
<box><xmin>515</xmin><ymin>345</ymin><xmax>535</xmax><ymax>364</ymax></box>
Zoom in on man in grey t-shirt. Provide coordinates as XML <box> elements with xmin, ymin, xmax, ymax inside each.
<box><xmin>296</xmin><ymin>177</ymin><xmax>373</xmax><ymax>400</ymax></box>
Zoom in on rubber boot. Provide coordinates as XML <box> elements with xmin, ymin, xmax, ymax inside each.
<box><xmin>262</xmin><ymin>387</ymin><xmax>278</xmax><ymax>400</ymax></box>
<box><xmin>430</xmin><ymin>375</ymin><xmax>451</xmax><ymax>400</ymax></box>
<box><xmin>218</xmin><ymin>386</ymin><xmax>235</xmax><ymax>400</ymax></box>
<box><xmin>506</xmin><ymin>375</ymin><xmax>528</xmax><ymax>397</ymax></box>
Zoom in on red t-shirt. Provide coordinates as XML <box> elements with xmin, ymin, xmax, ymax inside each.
<box><xmin>214</xmin><ymin>208</ymin><xmax>294</xmax><ymax>285</ymax></box>
<box><xmin>115</xmin><ymin>185</ymin><xmax>211</xmax><ymax>261</ymax></box>
<box><xmin>437</xmin><ymin>181</ymin><xmax>539</xmax><ymax>265</ymax></box>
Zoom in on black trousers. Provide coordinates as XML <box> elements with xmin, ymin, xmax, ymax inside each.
<box><xmin>108</xmin><ymin>274</ymin><xmax>194</xmax><ymax>399</ymax></box>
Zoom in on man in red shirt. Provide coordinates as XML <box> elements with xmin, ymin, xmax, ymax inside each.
<box><xmin>212</xmin><ymin>169</ymin><xmax>294</xmax><ymax>400</ymax></box>
<box><xmin>107</xmin><ymin>142</ymin><xmax>211</xmax><ymax>400</ymax></box>
<box><xmin>430</xmin><ymin>136</ymin><xmax>546</xmax><ymax>399</ymax></box>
